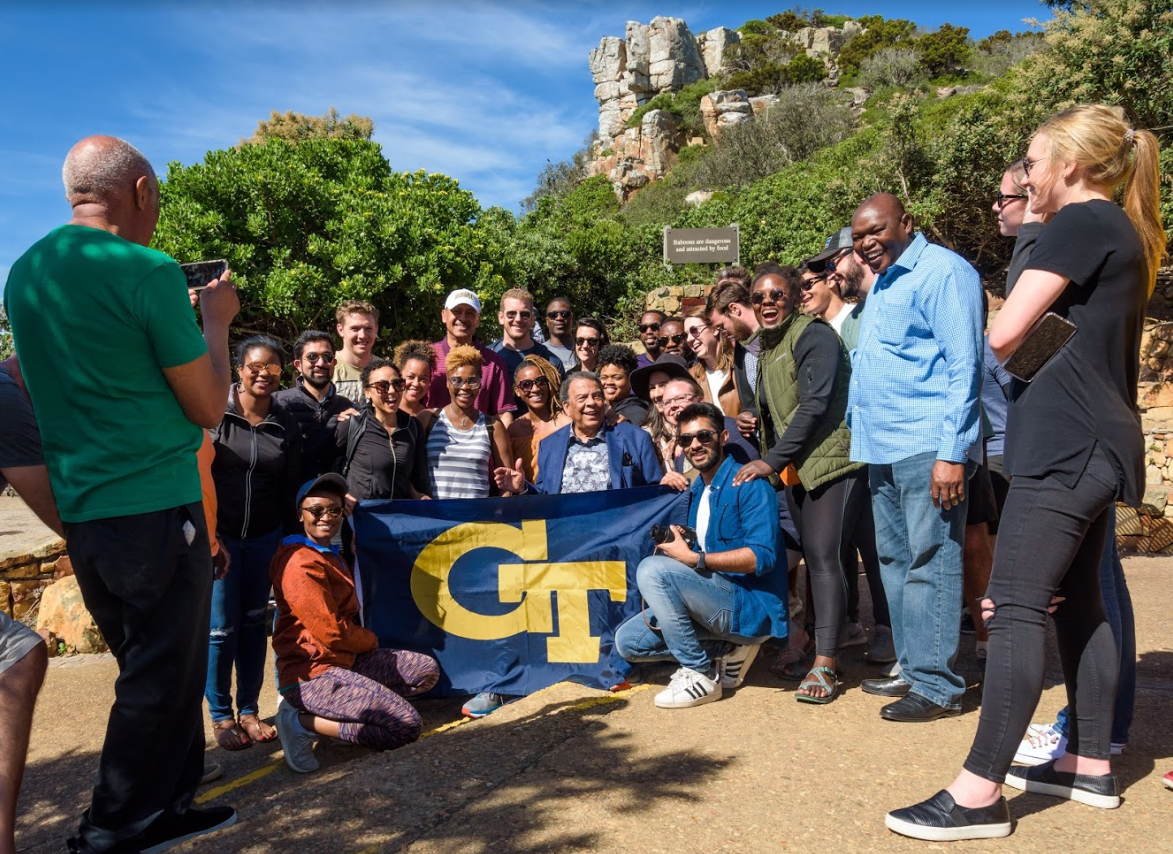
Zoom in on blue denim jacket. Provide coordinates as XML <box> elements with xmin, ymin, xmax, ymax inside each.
<box><xmin>688</xmin><ymin>456</ymin><xmax>787</xmax><ymax>639</ymax></box>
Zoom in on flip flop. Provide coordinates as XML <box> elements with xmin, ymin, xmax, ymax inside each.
<box><xmin>213</xmin><ymin>719</ymin><xmax>252</xmax><ymax>751</ymax></box>
<box><xmin>795</xmin><ymin>666</ymin><xmax>840</xmax><ymax>705</ymax></box>
<box><xmin>239</xmin><ymin>713</ymin><xmax>278</xmax><ymax>744</ymax></box>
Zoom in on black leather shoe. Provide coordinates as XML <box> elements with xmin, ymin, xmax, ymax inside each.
<box><xmin>1005</xmin><ymin>759</ymin><xmax>1120</xmax><ymax>808</ymax></box>
<box><xmin>886</xmin><ymin>790</ymin><xmax>1011</xmax><ymax>841</ymax></box>
<box><xmin>861</xmin><ymin>676</ymin><xmax>911</xmax><ymax>697</ymax></box>
<box><xmin>880</xmin><ymin>692</ymin><xmax>962</xmax><ymax>722</ymax></box>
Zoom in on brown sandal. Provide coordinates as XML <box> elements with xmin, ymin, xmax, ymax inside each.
<box><xmin>238</xmin><ymin>713</ymin><xmax>278</xmax><ymax>743</ymax></box>
<box><xmin>214</xmin><ymin>719</ymin><xmax>251</xmax><ymax>751</ymax></box>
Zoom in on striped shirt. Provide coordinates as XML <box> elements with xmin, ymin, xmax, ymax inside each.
<box><xmin>427</xmin><ymin>409</ymin><xmax>492</xmax><ymax>499</ymax></box>
<box><xmin>847</xmin><ymin>233</ymin><xmax>983</xmax><ymax>465</ymax></box>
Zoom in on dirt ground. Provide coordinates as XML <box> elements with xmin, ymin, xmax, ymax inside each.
<box><xmin>14</xmin><ymin>552</ymin><xmax>1173</xmax><ymax>854</ymax></box>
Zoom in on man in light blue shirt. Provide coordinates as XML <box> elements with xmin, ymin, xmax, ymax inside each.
<box><xmin>847</xmin><ymin>193</ymin><xmax>983</xmax><ymax>723</ymax></box>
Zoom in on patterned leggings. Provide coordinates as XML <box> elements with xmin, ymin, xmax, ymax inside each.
<box><xmin>287</xmin><ymin>649</ymin><xmax>439</xmax><ymax>751</ymax></box>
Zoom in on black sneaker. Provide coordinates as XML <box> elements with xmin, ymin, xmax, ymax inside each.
<box><xmin>886</xmin><ymin>790</ymin><xmax>1011</xmax><ymax>841</ymax></box>
<box><xmin>1005</xmin><ymin>759</ymin><xmax>1120</xmax><ymax>808</ymax></box>
<box><xmin>139</xmin><ymin>805</ymin><xmax>238</xmax><ymax>853</ymax></box>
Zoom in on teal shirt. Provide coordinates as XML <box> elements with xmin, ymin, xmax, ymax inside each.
<box><xmin>4</xmin><ymin>225</ymin><xmax>208</xmax><ymax>522</ymax></box>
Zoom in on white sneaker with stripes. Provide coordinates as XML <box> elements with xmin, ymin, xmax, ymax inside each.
<box><xmin>718</xmin><ymin>642</ymin><xmax>763</xmax><ymax>689</ymax></box>
<box><xmin>655</xmin><ymin>666</ymin><xmax>722</xmax><ymax>709</ymax></box>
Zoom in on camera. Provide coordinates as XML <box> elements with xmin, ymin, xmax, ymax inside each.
<box><xmin>650</xmin><ymin>524</ymin><xmax>697</xmax><ymax>550</ymax></box>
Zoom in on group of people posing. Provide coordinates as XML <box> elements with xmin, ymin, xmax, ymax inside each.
<box><xmin>0</xmin><ymin>101</ymin><xmax>1166</xmax><ymax>853</ymax></box>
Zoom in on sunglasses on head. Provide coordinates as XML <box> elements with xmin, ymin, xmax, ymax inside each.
<box><xmin>302</xmin><ymin>352</ymin><xmax>335</xmax><ymax>364</ymax></box>
<box><xmin>751</xmin><ymin>289</ymin><xmax>787</xmax><ymax>305</ymax></box>
<box><xmin>366</xmin><ymin>379</ymin><xmax>404</xmax><ymax>394</ymax></box>
<box><xmin>504</xmin><ymin>310</ymin><xmax>532</xmax><ymax>320</ymax></box>
<box><xmin>575</xmin><ymin>336</ymin><xmax>600</xmax><ymax>347</ymax></box>
<box><xmin>301</xmin><ymin>504</ymin><xmax>343</xmax><ymax>520</ymax></box>
<box><xmin>678</xmin><ymin>429</ymin><xmax>718</xmax><ymax>447</ymax></box>
<box><xmin>638</xmin><ymin>322</ymin><xmax>661</xmax><ymax>334</ymax></box>
<box><xmin>994</xmin><ymin>193</ymin><xmax>1027</xmax><ymax>210</ymax></box>
<box><xmin>517</xmin><ymin>375</ymin><xmax>550</xmax><ymax>392</ymax></box>
<box><xmin>243</xmin><ymin>362</ymin><xmax>281</xmax><ymax>378</ymax></box>
<box><xmin>657</xmin><ymin>333</ymin><xmax>686</xmax><ymax>347</ymax></box>
<box><xmin>547</xmin><ymin>310</ymin><xmax>571</xmax><ymax>320</ymax></box>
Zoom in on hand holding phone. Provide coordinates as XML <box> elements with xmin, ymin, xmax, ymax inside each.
<box><xmin>198</xmin><ymin>268</ymin><xmax>240</xmax><ymax>328</ymax></box>
<box><xmin>180</xmin><ymin>259</ymin><xmax>228</xmax><ymax>291</ymax></box>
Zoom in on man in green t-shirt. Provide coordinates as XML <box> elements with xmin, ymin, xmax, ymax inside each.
<box><xmin>4</xmin><ymin>135</ymin><xmax>239</xmax><ymax>854</ymax></box>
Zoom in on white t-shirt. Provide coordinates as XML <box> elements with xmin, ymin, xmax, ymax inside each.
<box><xmin>827</xmin><ymin>302</ymin><xmax>854</xmax><ymax>336</ymax></box>
<box><xmin>695</xmin><ymin>482</ymin><xmax>712</xmax><ymax>553</ymax></box>
<box><xmin>705</xmin><ymin>367</ymin><xmax>728</xmax><ymax>407</ymax></box>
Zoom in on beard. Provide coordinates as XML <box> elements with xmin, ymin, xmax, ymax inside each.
<box><xmin>838</xmin><ymin>261</ymin><xmax>866</xmax><ymax>300</ymax></box>
<box><xmin>303</xmin><ymin>371</ymin><xmax>331</xmax><ymax>390</ymax></box>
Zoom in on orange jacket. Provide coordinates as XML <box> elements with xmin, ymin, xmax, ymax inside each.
<box><xmin>270</xmin><ymin>540</ymin><xmax>377</xmax><ymax>688</ymax></box>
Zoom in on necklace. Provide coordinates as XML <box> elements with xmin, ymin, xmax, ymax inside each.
<box><xmin>447</xmin><ymin>405</ymin><xmax>471</xmax><ymax>429</ymax></box>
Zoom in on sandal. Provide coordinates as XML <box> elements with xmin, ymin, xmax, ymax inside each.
<box><xmin>239</xmin><ymin>713</ymin><xmax>278</xmax><ymax>743</ymax></box>
<box><xmin>770</xmin><ymin>634</ymin><xmax>815</xmax><ymax>681</ymax></box>
<box><xmin>796</xmin><ymin>666</ymin><xmax>840</xmax><ymax>705</ymax></box>
<box><xmin>213</xmin><ymin>719</ymin><xmax>251</xmax><ymax>751</ymax></box>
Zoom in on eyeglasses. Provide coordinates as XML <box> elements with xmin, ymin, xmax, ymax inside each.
<box><xmin>449</xmin><ymin>376</ymin><xmax>482</xmax><ymax>388</ymax></box>
<box><xmin>638</xmin><ymin>322</ymin><xmax>661</xmax><ymax>334</ymax></box>
<box><xmin>751</xmin><ymin>289</ymin><xmax>787</xmax><ymax>305</ymax></box>
<box><xmin>800</xmin><ymin>276</ymin><xmax>826</xmax><ymax>292</ymax></box>
<box><xmin>575</xmin><ymin>336</ymin><xmax>600</xmax><ymax>348</ymax></box>
<box><xmin>657</xmin><ymin>334</ymin><xmax>687</xmax><ymax>347</ymax></box>
<box><xmin>663</xmin><ymin>393</ymin><xmax>700</xmax><ymax>408</ymax></box>
<box><xmin>301</xmin><ymin>504</ymin><xmax>343</xmax><ymax>520</ymax></box>
<box><xmin>243</xmin><ymin>362</ymin><xmax>281</xmax><ymax>378</ymax></box>
<box><xmin>302</xmin><ymin>352</ymin><xmax>335</xmax><ymax>364</ymax></box>
<box><xmin>1021</xmin><ymin>157</ymin><xmax>1037</xmax><ymax>177</ymax></box>
<box><xmin>504</xmin><ymin>310</ymin><xmax>532</xmax><ymax>320</ymax></box>
<box><xmin>994</xmin><ymin>193</ymin><xmax>1028</xmax><ymax>210</ymax></box>
<box><xmin>517</xmin><ymin>376</ymin><xmax>550</xmax><ymax>392</ymax></box>
<box><xmin>547</xmin><ymin>310</ymin><xmax>571</xmax><ymax>320</ymax></box>
<box><xmin>686</xmin><ymin>325</ymin><xmax>709</xmax><ymax>337</ymax></box>
<box><xmin>678</xmin><ymin>430</ymin><xmax>718</xmax><ymax>447</ymax></box>
<box><xmin>366</xmin><ymin>379</ymin><xmax>405</xmax><ymax>394</ymax></box>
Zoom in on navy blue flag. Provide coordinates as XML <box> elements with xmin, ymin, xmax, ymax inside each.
<box><xmin>353</xmin><ymin>485</ymin><xmax>689</xmax><ymax>697</ymax></box>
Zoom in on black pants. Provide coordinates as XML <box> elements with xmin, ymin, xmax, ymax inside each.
<box><xmin>843</xmin><ymin>494</ymin><xmax>891</xmax><ymax>628</ymax></box>
<box><xmin>788</xmin><ymin>469</ymin><xmax>869</xmax><ymax>657</ymax></box>
<box><xmin>65</xmin><ymin>503</ymin><xmax>212</xmax><ymax>853</ymax></box>
<box><xmin>964</xmin><ymin>447</ymin><xmax>1119</xmax><ymax>783</ymax></box>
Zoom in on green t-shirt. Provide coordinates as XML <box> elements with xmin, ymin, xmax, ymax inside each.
<box><xmin>3</xmin><ymin>225</ymin><xmax>209</xmax><ymax>522</ymax></box>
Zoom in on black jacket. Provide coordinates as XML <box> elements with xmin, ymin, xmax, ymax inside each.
<box><xmin>212</xmin><ymin>389</ymin><xmax>303</xmax><ymax>539</ymax></box>
<box><xmin>272</xmin><ymin>379</ymin><xmax>354</xmax><ymax>482</ymax></box>
<box><xmin>334</xmin><ymin>409</ymin><xmax>430</xmax><ymax>501</ymax></box>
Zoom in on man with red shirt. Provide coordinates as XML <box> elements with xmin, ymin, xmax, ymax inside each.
<box><xmin>427</xmin><ymin>289</ymin><xmax>517</xmax><ymax>427</ymax></box>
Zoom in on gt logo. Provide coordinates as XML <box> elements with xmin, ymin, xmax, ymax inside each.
<box><xmin>410</xmin><ymin>520</ymin><xmax>627</xmax><ymax>663</ymax></box>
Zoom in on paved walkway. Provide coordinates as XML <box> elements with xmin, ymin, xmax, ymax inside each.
<box><xmin>16</xmin><ymin>558</ymin><xmax>1173</xmax><ymax>854</ymax></box>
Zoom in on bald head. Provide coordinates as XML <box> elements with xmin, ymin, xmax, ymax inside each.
<box><xmin>63</xmin><ymin>136</ymin><xmax>156</xmax><ymax>204</ymax></box>
<box><xmin>851</xmin><ymin>193</ymin><xmax>914</xmax><ymax>275</ymax></box>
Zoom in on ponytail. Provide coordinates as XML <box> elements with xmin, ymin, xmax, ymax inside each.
<box><xmin>1122</xmin><ymin>129</ymin><xmax>1167</xmax><ymax>297</ymax></box>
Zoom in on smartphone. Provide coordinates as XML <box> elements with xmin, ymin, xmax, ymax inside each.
<box><xmin>179</xmin><ymin>259</ymin><xmax>227</xmax><ymax>291</ymax></box>
<box><xmin>1003</xmin><ymin>311</ymin><xmax>1077</xmax><ymax>383</ymax></box>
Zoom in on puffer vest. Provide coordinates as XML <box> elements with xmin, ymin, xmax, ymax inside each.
<box><xmin>757</xmin><ymin>312</ymin><xmax>862</xmax><ymax>491</ymax></box>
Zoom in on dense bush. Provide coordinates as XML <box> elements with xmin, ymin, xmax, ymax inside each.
<box><xmin>626</xmin><ymin>79</ymin><xmax>716</xmax><ymax>134</ymax></box>
<box><xmin>859</xmin><ymin>47</ymin><xmax>926</xmax><ymax>90</ymax></box>
<box><xmin>917</xmin><ymin>24</ymin><xmax>972</xmax><ymax>79</ymax></box>
<box><xmin>837</xmin><ymin>15</ymin><xmax>918</xmax><ymax>74</ymax></box>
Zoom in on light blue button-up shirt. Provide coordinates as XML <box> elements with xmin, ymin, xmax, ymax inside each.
<box><xmin>847</xmin><ymin>233</ymin><xmax>983</xmax><ymax>465</ymax></box>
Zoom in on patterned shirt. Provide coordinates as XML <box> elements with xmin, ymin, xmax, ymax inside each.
<box><xmin>561</xmin><ymin>432</ymin><xmax>611</xmax><ymax>494</ymax></box>
<box><xmin>847</xmin><ymin>233</ymin><xmax>983</xmax><ymax>465</ymax></box>
<box><xmin>426</xmin><ymin>410</ymin><xmax>492</xmax><ymax>499</ymax></box>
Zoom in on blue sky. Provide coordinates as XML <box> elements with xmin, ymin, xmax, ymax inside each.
<box><xmin>0</xmin><ymin>1</ymin><xmax>1050</xmax><ymax>281</ymax></box>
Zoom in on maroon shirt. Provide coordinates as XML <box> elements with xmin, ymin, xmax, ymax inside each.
<box><xmin>427</xmin><ymin>339</ymin><xmax>517</xmax><ymax>416</ymax></box>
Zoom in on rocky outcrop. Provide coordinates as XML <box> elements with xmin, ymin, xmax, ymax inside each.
<box><xmin>699</xmin><ymin>90</ymin><xmax>754</xmax><ymax>138</ymax></box>
<box><xmin>36</xmin><ymin>575</ymin><xmax>107</xmax><ymax>654</ymax></box>
<box><xmin>648</xmin><ymin>17</ymin><xmax>705</xmax><ymax>91</ymax></box>
<box><xmin>697</xmin><ymin>27</ymin><xmax>740</xmax><ymax>78</ymax></box>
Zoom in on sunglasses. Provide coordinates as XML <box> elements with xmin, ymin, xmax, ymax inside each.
<box><xmin>301</xmin><ymin>504</ymin><xmax>343</xmax><ymax>520</ymax></box>
<box><xmin>825</xmin><ymin>250</ymin><xmax>852</xmax><ymax>274</ymax></box>
<box><xmin>575</xmin><ymin>336</ymin><xmax>601</xmax><ymax>348</ymax></box>
<box><xmin>800</xmin><ymin>276</ymin><xmax>826</xmax><ymax>292</ymax></box>
<box><xmin>994</xmin><ymin>193</ymin><xmax>1028</xmax><ymax>210</ymax></box>
<box><xmin>504</xmin><ymin>310</ymin><xmax>532</xmax><ymax>320</ymax></box>
<box><xmin>366</xmin><ymin>379</ymin><xmax>405</xmax><ymax>394</ymax></box>
<box><xmin>751</xmin><ymin>289</ymin><xmax>787</xmax><ymax>305</ymax></box>
<box><xmin>657</xmin><ymin>333</ymin><xmax>687</xmax><ymax>347</ymax></box>
<box><xmin>517</xmin><ymin>376</ymin><xmax>550</xmax><ymax>392</ymax></box>
<box><xmin>302</xmin><ymin>352</ymin><xmax>335</xmax><ymax>364</ymax></box>
<box><xmin>638</xmin><ymin>322</ymin><xmax>661</xmax><ymax>334</ymax></box>
<box><xmin>243</xmin><ymin>362</ymin><xmax>281</xmax><ymax>378</ymax></box>
<box><xmin>1021</xmin><ymin>156</ymin><xmax>1038</xmax><ymax>177</ymax></box>
<box><xmin>450</xmin><ymin>376</ymin><xmax>482</xmax><ymax>388</ymax></box>
<box><xmin>678</xmin><ymin>430</ymin><xmax>718</xmax><ymax>447</ymax></box>
<box><xmin>547</xmin><ymin>310</ymin><xmax>571</xmax><ymax>320</ymax></box>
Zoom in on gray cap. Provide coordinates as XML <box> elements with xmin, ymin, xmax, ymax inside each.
<box><xmin>804</xmin><ymin>226</ymin><xmax>853</xmax><ymax>273</ymax></box>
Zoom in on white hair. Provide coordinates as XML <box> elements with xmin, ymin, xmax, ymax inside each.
<box><xmin>62</xmin><ymin>136</ymin><xmax>156</xmax><ymax>202</ymax></box>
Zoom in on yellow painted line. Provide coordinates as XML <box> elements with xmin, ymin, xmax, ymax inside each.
<box><xmin>196</xmin><ymin>761</ymin><xmax>283</xmax><ymax>804</ymax></box>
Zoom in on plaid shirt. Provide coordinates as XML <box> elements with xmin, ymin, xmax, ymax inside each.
<box><xmin>847</xmin><ymin>233</ymin><xmax>983</xmax><ymax>465</ymax></box>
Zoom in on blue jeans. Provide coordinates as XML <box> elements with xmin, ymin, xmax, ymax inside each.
<box><xmin>614</xmin><ymin>555</ymin><xmax>760</xmax><ymax>672</ymax></box>
<box><xmin>205</xmin><ymin>527</ymin><xmax>282</xmax><ymax>722</ymax></box>
<box><xmin>870</xmin><ymin>451</ymin><xmax>969</xmax><ymax>709</ymax></box>
<box><xmin>1054</xmin><ymin>503</ymin><xmax>1135</xmax><ymax>745</ymax></box>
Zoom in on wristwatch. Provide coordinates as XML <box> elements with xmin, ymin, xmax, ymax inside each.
<box><xmin>695</xmin><ymin>550</ymin><xmax>706</xmax><ymax>571</ymax></box>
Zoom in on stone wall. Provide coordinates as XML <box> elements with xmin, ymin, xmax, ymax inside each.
<box><xmin>0</xmin><ymin>538</ymin><xmax>67</xmax><ymax>622</ymax></box>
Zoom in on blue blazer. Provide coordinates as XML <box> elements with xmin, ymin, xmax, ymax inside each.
<box><xmin>534</xmin><ymin>421</ymin><xmax>663</xmax><ymax>494</ymax></box>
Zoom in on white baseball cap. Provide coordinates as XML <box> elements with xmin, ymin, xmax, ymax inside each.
<box><xmin>444</xmin><ymin>289</ymin><xmax>482</xmax><ymax>313</ymax></box>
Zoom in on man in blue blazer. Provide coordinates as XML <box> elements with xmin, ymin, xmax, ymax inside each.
<box><xmin>495</xmin><ymin>373</ymin><xmax>662</xmax><ymax>494</ymax></box>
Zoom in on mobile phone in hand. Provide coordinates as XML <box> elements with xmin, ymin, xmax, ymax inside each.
<box><xmin>1003</xmin><ymin>311</ymin><xmax>1077</xmax><ymax>383</ymax></box>
<box><xmin>180</xmin><ymin>259</ymin><xmax>227</xmax><ymax>291</ymax></box>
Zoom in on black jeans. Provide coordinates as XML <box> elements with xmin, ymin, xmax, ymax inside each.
<box><xmin>843</xmin><ymin>492</ymin><xmax>891</xmax><ymax>628</ymax></box>
<box><xmin>65</xmin><ymin>503</ymin><xmax>212</xmax><ymax>853</ymax></box>
<box><xmin>964</xmin><ymin>447</ymin><xmax>1119</xmax><ymax>783</ymax></box>
<box><xmin>788</xmin><ymin>468</ymin><xmax>869</xmax><ymax>657</ymax></box>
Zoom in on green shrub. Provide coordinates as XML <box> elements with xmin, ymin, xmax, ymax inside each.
<box><xmin>859</xmin><ymin>47</ymin><xmax>926</xmax><ymax>90</ymax></box>
<box><xmin>838</xmin><ymin>15</ymin><xmax>918</xmax><ymax>74</ymax></box>
<box><xmin>625</xmin><ymin>79</ymin><xmax>716</xmax><ymax>136</ymax></box>
<box><xmin>916</xmin><ymin>23</ymin><xmax>972</xmax><ymax>79</ymax></box>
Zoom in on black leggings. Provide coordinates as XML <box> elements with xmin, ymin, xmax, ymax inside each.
<box><xmin>964</xmin><ymin>446</ymin><xmax>1119</xmax><ymax>782</ymax></box>
<box><xmin>843</xmin><ymin>495</ymin><xmax>891</xmax><ymax>628</ymax></box>
<box><xmin>789</xmin><ymin>469</ymin><xmax>869</xmax><ymax>657</ymax></box>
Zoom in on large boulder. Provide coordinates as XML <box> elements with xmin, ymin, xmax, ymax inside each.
<box><xmin>697</xmin><ymin>27</ymin><xmax>740</xmax><ymax>77</ymax></box>
<box><xmin>624</xmin><ymin>21</ymin><xmax>653</xmax><ymax>96</ymax></box>
<box><xmin>589</xmin><ymin>36</ymin><xmax>626</xmax><ymax>84</ymax></box>
<box><xmin>648</xmin><ymin>17</ymin><xmax>705</xmax><ymax>92</ymax></box>
<box><xmin>639</xmin><ymin>109</ymin><xmax>681</xmax><ymax>175</ymax></box>
<box><xmin>699</xmin><ymin>90</ymin><xmax>754</xmax><ymax>138</ymax></box>
<box><xmin>35</xmin><ymin>575</ymin><xmax>107</xmax><ymax>654</ymax></box>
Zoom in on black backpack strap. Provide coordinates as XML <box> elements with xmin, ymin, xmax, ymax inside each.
<box><xmin>342</xmin><ymin>412</ymin><xmax>367</xmax><ymax>477</ymax></box>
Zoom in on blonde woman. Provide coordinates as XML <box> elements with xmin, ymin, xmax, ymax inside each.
<box><xmin>683</xmin><ymin>304</ymin><xmax>739</xmax><ymax>417</ymax></box>
<box><xmin>888</xmin><ymin>105</ymin><xmax>1165</xmax><ymax>841</ymax></box>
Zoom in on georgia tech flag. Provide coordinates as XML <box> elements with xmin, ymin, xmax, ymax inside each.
<box><xmin>353</xmin><ymin>486</ymin><xmax>689</xmax><ymax>696</ymax></box>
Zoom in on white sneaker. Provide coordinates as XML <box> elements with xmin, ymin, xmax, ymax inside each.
<box><xmin>718</xmin><ymin>642</ymin><xmax>762</xmax><ymax>689</ymax></box>
<box><xmin>1014</xmin><ymin>721</ymin><xmax>1125</xmax><ymax>765</ymax></box>
<box><xmin>276</xmin><ymin>698</ymin><xmax>320</xmax><ymax>773</ymax></box>
<box><xmin>654</xmin><ymin>667</ymin><xmax>722</xmax><ymax>709</ymax></box>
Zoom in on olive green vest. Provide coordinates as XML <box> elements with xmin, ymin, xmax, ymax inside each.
<box><xmin>756</xmin><ymin>312</ymin><xmax>862</xmax><ymax>491</ymax></box>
